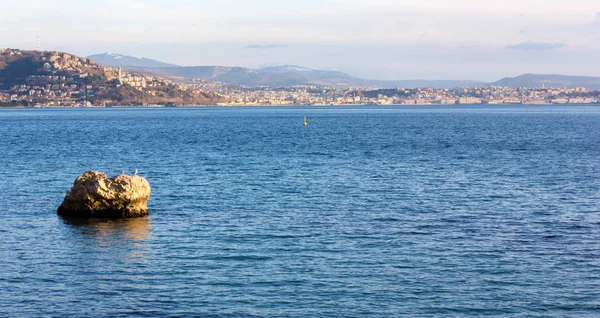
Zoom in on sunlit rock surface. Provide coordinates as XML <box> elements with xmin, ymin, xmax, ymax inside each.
<box><xmin>57</xmin><ymin>171</ymin><xmax>151</xmax><ymax>218</ymax></box>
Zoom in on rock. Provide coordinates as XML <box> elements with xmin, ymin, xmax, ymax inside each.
<box><xmin>57</xmin><ymin>171</ymin><xmax>151</xmax><ymax>218</ymax></box>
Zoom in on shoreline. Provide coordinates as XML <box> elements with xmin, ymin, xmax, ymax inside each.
<box><xmin>1</xmin><ymin>102</ymin><xmax>600</xmax><ymax>109</ymax></box>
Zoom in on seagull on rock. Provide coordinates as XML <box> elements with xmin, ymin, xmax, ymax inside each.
<box><xmin>120</xmin><ymin>170</ymin><xmax>125</xmax><ymax>176</ymax></box>
<box><xmin>133</xmin><ymin>169</ymin><xmax>138</xmax><ymax>176</ymax></box>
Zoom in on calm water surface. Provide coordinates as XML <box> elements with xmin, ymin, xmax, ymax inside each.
<box><xmin>0</xmin><ymin>105</ymin><xmax>599</xmax><ymax>317</ymax></box>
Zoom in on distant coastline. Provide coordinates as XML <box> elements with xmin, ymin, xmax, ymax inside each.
<box><xmin>2</xmin><ymin>49</ymin><xmax>600</xmax><ymax>108</ymax></box>
<box><xmin>2</xmin><ymin>103</ymin><xmax>599</xmax><ymax>110</ymax></box>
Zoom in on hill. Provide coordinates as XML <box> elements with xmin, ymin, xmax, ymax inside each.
<box><xmin>87</xmin><ymin>52</ymin><xmax>600</xmax><ymax>90</ymax></box>
<box><xmin>127</xmin><ymin>64</ymin><xmax>483</xmax><ymax>88</ymax></box>
<box><xmin>119</xmin><ymin>64</ymin><xmax>363</xmax><ymax>87</ymax></box>
<box><xmin>147</xmin><ymin>65</ymin><xmax>369</xmax><ymax>87</ymax></box>
<box><xmin>0</xmin><ymin>49</ymin><xmax>218</xmax><ymax>106</ymax></box>
<box><xmin>88</xmin><ymin>53</ymin><xmax>481</xmax><ymax>88</ymax></box>
<box><xmin>492</xmin><ymin>74</ymin><xmax>600</xmax><ymax>90</ymax></box>
<box><xmin>87</xmin><ymin>53</ymin><xmax>179</xmax><ymax>68</ymax></box>
<box><xmin>259</xmin><ymin>65</ymin><xmax>366</xmax><ymax>86</ymax></box>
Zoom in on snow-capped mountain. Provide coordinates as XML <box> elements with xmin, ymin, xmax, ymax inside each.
<box><xmin>86</xmin><ymin>52</ymin><xmax>485</xmax><ymax>88</ymax></box>
<box><xmin>87</xmin><ymin>53</ymin><xmax>179</xmax><ymax>68</ymax></box>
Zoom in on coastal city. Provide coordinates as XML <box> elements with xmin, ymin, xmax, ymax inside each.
<box><xmin>209</xmin><ymin>84</ymin><xmax>597</xmax><ymax>106</ymax></box>
<box><xmin>3</xmin><ymin>78</ymin><xmax>598</xmax><ymax>107</ymax></box>
<box><xmin>1</xmin><ymin>49</ymin><xmax>599</xmax><ymax>107</ymax></box>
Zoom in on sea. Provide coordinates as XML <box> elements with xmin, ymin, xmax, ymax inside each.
<box><xmin>0</xmin><ymin>105</ymin><xmax>599</xmax><ymax>317</ymax></box>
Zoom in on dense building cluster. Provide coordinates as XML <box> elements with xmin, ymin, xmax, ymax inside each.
<box><xmin>207</xmin><ymin>84</ymin><xmax>599</xmax><ymax>106</ymax></box>
<box><xmin>358</xmin><ymin>86</ymin><xmax>596</xmax><ymax>105</ymax></box>
<box><xmin>0</xmin><ymin>49</ymin><xmax>214</xmax><ymax>106</ymax></box>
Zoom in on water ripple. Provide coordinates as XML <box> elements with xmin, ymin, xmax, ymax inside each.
<box><xmin>0</xmin><ymin>106</ymin><xmax>599</xmax><ymax>317</ymax></box>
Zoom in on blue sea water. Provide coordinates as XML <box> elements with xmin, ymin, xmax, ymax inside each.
<box><xmin>0</xmin><ymin>105</ymin><xmax>599</xmax><ymax>317</ymax></box>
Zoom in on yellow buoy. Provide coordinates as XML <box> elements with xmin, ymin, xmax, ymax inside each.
<box><xmin>304</xmin><ymin>116</ymin><xmax>308</xmax><ymax>126</ymax></box>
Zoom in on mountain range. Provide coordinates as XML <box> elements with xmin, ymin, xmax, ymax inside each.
<box><xmin>87</xmin><ymin>53</ymin><xmax>600</xmax><ymax>90</ymax></box>
<box><xmin>87</xmin><ymin>53</ymin><xmax>178</xmax><ymax>68</ymax></box>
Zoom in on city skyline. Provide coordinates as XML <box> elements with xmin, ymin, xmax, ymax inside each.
<box><xmin>1</xmin><ymin>0</ymin><xmax>599</xmax><ymax>81</ymax></box>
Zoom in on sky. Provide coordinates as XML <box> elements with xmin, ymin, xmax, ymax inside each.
<box><xmin>1</xmin><ymin>0</ymin><xmax>599</xmax><ymax>81</ymax></box>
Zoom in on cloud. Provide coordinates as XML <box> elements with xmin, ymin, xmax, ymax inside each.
<box><xmin>506</xmin><ymin>41</ymin><xmax>567</xmax><ymax>50</ymax></box>
<box><xmin>243</xmin><ymin>44</ymin><xmax>288</xmax><ymax>49</ymax></box>
<box><xmin>596</xmin><ymin>12</ymin><xmax>600</xmax><ymax>18</ymax></box>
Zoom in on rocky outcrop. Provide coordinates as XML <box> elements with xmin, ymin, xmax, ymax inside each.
<box><xmin>57</xmin><ymin>171</ymin><xmax>151</xmax><ymax>218</ymax></box>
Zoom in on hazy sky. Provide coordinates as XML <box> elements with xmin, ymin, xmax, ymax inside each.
<box><xmin>1</xmin><ymin>0</ymin><xmax>599</xmax><ymax>80</ymax></box>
